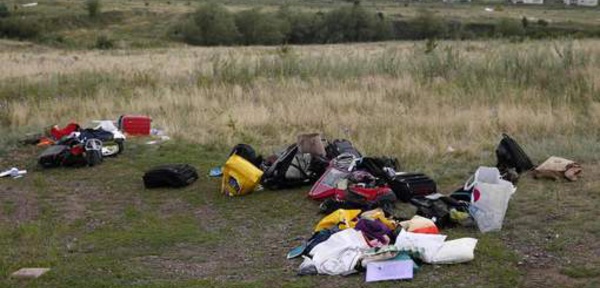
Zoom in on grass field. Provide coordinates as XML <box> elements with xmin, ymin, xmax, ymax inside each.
<box><xmin>1</xmin><ymin>37</ymin><xmax>600</xmax><ymax>286</ymax></box>
<box><xmin>1</xmin><ymin>0</ymin><xmax>600</xmax><ymax>286</ymax></box>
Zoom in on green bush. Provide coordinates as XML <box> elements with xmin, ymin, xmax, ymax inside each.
<box><xmin>235</xmin><ymin>8</ymin><xmax>288</xmax><ymax>45</ymax></box>
<box><xmin>95</xmin><ymin>34</ymin><xmax>114</xmax><ymax>49</ymax></box>
<box><xmin>496</xmin><ymin>18</ymin><xmax>525</xmax><ymax>38</ymax></box>
<box><xmin>412</xmin><ymin>9</ymin><xmax>445</xmax><ymax>39</ymax></box>
<box><xmin>0</xmin><ymin>3</ymin><xmax>9</xmax><ymax>18</ymax></box>
<box><xmin>0</xmin><ymin>18</ymin><xmax>41</xmax><ymax>39</ymax></box>
<box><xmin>86</xmin><ymin>0</ymin><xmax>101</xmax><ymax>18</ymax></box>
<box><xmin>186</xmin><ymin>3</ymin><xmax>239</xmax><ymax>46</ymax></box>
<box><xmin>317</xmin><ymin>5</ymin><xmax>392</xmax><ymax>43</ymax></box>
<box><xmin>277</xmin><ymin>7</ymin><xmax>321</xmax><ymax>44</ymax></box>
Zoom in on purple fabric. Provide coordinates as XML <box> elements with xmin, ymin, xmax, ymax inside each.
<box><xmin>355</xmin><ymin>219</ymin><xmax>393</xmax><ymax>244</ymax></box>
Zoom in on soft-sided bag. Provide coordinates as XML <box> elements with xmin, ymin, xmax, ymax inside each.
<box><xmin>143</xmin><ymin>164</ymin><xmax>199</xmax><ymax>188</ymax></box>
<box><xmin>262</xmin><ymin>144</ymin><xmax>328</xmax><ymax>190</ymax></box>
<box><xmin>465</xmin><ymin>166</ymin><xmax>516</xmax><ymax>233</ymax></box>
<box><xmin>496</xmin><ymin>133</ymin><xmax>534</xmax><ymax>174</ymax></box>
<box><xmin>297</xmin><ymin>133</ymin><xmax>326</xmax><ymax>157</ymax></box>
<box><xmin>38</xmin><ymin>145</ymin><xmax>70</xmax><ymax>168</ymax></box>
<box><xmin>430</xmin><ymin>238</ymin><xmax>478</xmax><ymax>264</ymax></box>
<box><xmin>222</xmin><ymin>155</ymin><xmax>263</xmax><ymax>196</ymax></box>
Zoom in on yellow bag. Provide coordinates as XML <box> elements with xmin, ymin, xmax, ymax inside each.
<box><xmin>314</xmin><ymin>209</ymin><xmax>361</xmax><ymax>232</ymax></box>
<box><xmin>221</xmin><ymin>155</ymin><xmax>264</xmax><ymax>197</ymax></box>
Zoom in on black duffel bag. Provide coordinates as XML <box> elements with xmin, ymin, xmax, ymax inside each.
<box><xmin>143</xmin><ymin>164</ymin><xmax>198</xmax><ymax>188</ymax></box>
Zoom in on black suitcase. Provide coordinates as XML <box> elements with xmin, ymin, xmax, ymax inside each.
<box><xmin>38</xmin><ymin>145</ymin><xmax>70</xmax><ymax>168</ymax></box>
<box><xmin>389</xmin><ymin>173</ymin><xmax>437</xmax><ymax>202</ymax></box>
<box><xmin>143</xmin><ymin>164</ymin><xmax>199</xmax><ymax>188</ymax></box>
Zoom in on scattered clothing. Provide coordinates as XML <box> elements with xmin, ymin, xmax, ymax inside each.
<box><xmin>355</xmin><ymin>219</ymin><xmax>393</xmax><ymax>246</ymax></box>
<box><xmin>314</xmin><ymin>209</ymin><xmax>361</xmax><ymax>232</ymax></box>
<box><xmin>309</xmin><ymin>228</ymin><xmax>370</xmax><ymax>276</ymax></box>
<box><xmin>360</xmin><ymin>245</ymin><xmax>401</xmax><ymax>268</ymax></box>
<box><xmin>400</xmin><ymin>215</ymin><xmax>439</xmax><ymax>234</ymax></box>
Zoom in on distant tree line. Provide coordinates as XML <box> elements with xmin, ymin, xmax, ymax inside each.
<box><xmin>1</xmin><ymin>1</ymin><xmax>600</xmax><ymax>48</ymax></box>
<box><xmin>172</xmin><ymin>3</ymin><xmax>393</xmax><ymax>46</ymax></box>
<box><xmin>172</xmin><ymin>3</ymin><xmax>600</xmax><ymax>46</ymax></box>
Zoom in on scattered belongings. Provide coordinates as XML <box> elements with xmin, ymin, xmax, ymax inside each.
<box><xmin>11</xmin><ymin>267</ymin><xmax>49</xmax><ymax>279</ymax></box>
<box><xmin>533</xmin><ymin>156</ymin><xmax>582</xmax><ymax>181</ymax></box>
<box><xmin>19</xmin><ymin>118</ymin><xmax>132</xmax><ymax>170</ymax></box>
<box><xmin>270</xmin><ymin>133</ymin><xmax>537</xmax><ymax>281</ymax></box>
<box><xmin>21</xmin><ymin>3</ymin><xmax>38</xmax><ymax>8</ymax></box>
<box><xmin>289</xmin><ymin>206</ymin><xmax>478</xmax><ymax>281</ymax></box>
<box><xmin>35</xmin><ymin>122</ymin><xmax>124</xmax><ymax>168</ymax></box>
<box><xmin>143</xmin><ymin>164</ymin><xmax>199</xmax><ymax>188</ymax></box>
<box><xmin>0</xmin><ymin>167</ymin><xmax>27</xmax><ymax>179</ymax></box>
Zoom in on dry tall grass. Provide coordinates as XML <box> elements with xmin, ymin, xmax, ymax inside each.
<box><xmin>2</xmin><ymin>40</ymin><xmax>599</xmax><ymax>166</ymax></box>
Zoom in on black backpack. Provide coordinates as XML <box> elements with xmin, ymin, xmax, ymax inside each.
<box><xmin>143</xmin><ymin>164</ymin><xmax>199</xmax><ymax>188</ymax></box>
<box><xmin>261</xmin><ymin>144</ymin><xmax>328</xmax><ymax>190</ymax></box>
<box><xmin>496</xmin><ymin>133</ymin><xmax>534</xmax><ymax>174</ymax></box>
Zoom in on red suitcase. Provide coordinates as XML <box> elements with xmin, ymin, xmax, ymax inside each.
<box><xmin>118</xmin><ymin>115</ymin><xmax>152</xmax><ymax>135</ymax></box>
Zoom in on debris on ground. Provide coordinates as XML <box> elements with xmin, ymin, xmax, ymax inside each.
<box><xmin>206</xmin><ymin>132</ymin><xmax>570</xmax><ymax>282</ymax></box>
<box><xmin>11</xmin><ymin>268</ymin><xmax>50</xmax><ymax>279</ymax></box>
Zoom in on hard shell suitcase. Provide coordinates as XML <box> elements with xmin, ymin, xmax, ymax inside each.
<box><xmin>390</xmin><ymin>173</ymin><xmax>437</xmax><ymax>202</ymax></box>
<box><xmin>118</xmin><ymin>115</ymin><xmax>152</xmax><ymax>136</ymax></box>
<box><xmin>143</xmin><ymin>164</ymin><xmax>198</xmax><ymax>188</ymax></box>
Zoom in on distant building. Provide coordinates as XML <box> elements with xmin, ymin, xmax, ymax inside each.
<box><xmin>511</xmin><ymin>0</ymin><xmax>544</xmax><ymax>4</ymax></box>
<box><xmin>564</xmin><ymin>0</ymin><xmax>598</xmax><ymax>6</ymax></box>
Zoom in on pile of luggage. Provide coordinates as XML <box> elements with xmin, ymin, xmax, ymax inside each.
<box><xmin>22</xmin><ymin>115</ymin><xmax>157</xmax><ymax>169</ymax></box>
<box><xmin>221</xmin><ymin>134</ymin><xmax>440</xmax><ymax>212</ymax></box>
<box><xmin>218</xmin><ymin>133</ymin><xmax>535</xmax><ymax>281</ymax></box>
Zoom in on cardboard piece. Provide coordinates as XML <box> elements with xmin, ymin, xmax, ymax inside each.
<box><xmin>365</xmin><ymin>260</ymin><xmax>413</xmax><ymax>282</ymax></box>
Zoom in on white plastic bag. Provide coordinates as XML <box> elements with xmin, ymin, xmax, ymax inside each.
<box><xmin>431</xmin><ymin>238</ymin><xmax>478</xmax><ymax>264</ymax></box>
<box><xmin>465</xmin><ymin>166</ymin><xmax>516</xmax><ymax>233</ymax></box>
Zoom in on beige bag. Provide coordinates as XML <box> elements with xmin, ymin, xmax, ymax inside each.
<box><xmin>297</xmin><ymin>133</ymin><xmax>326</xmax><ymax>157</ymax></box>
<box><xmin>533</xmin><ymin>156</ymin><xmax>582</xmax><ymax>181</ymax></box>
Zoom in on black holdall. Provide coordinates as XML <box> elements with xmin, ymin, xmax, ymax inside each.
<box><xmin>143</xmin><ymin>164</ymin><xmax>199</xmax><ymax>188</ymax></box>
